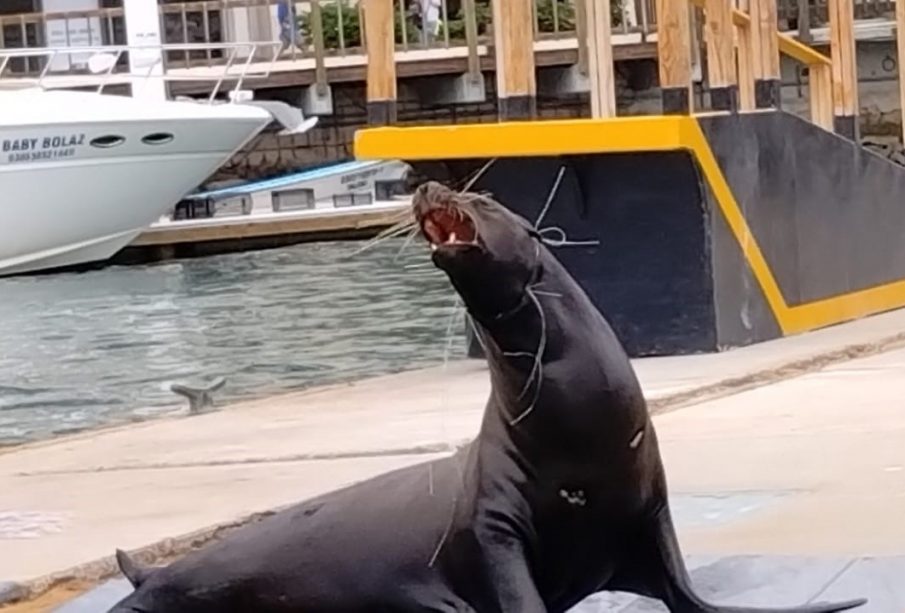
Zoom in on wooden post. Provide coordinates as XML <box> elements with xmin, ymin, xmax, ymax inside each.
<box><xmin>310</xmin><ymin>0</ymin><xmax>328</xmax><ymax>97</ymax></box>
<box><xmin>586</xmin><ymin>0</ymin><xmax>616</xmax><ymax>117</ymax></box>
<box><xmin>810</xmin><ymin>62</ymin><xmax>835</xmax><ymax>130</ymax></box>
<box><xmin>463</xmin><ymin>0</ymin><xmax>480</xmax><ymax>78</ymax></box>
<box><xmin>363</xmin><ymin>0</ymin><xmax>397</xmax><ymax>125</ymax></box>
<box><xmin>735</xmin><ymin>0</ymin><xmax>756</xmax><ymax>110</ymax></box>
<box><xmin>829</xmin><ymin>0</ymin><xmax>858</xmax><ymax>140</ymax></box>
<box><xmin>705</xmin><ymin>0</ymin><xmax>737</xmax><ymax>111</ymax></box>
<box><xmin>656</xmin><ymin>0</ymin><xmax>693</xmax><ymax>113</ymax></box>
<box><xmin>491</xmin><ymin>0</ymin><xmax>536</xmax><ymax>120</ymax></box>
<box><xmin>897</xmin><ymin>0</ymin><xmax>905</xmax><ymax>144</ymax></box>
<box><xmin>749</xmin><ymin>0</ymin><xmax>781</xmax><ymax>108</ymax></box>
<box><xmin>797</xmin><ymin>0</ymin><xmax>812</xmax><ymax>44</ymax></box>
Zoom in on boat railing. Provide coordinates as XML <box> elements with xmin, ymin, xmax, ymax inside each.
<box><xmin>0</xmin><ymin>41</ymin><xmax>285</xmax><ymax>103</ymax></box>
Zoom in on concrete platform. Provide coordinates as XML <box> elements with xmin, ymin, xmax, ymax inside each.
<box><xmin>4</xmin><ymin>307</ymin><xmax>905</xmax><ymax>608</ymax></box>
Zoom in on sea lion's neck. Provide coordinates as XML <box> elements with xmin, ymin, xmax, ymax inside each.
<box><xmin>476</xmin><ymin>256</ymin><xmax>576</xmax><ymax>423</ymax></box>
<box><xmin>473</xmin><ymin>252</ymin><xmax>643</xmax><ymax>459</ymax></box>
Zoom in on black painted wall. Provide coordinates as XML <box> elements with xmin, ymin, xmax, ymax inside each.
<box><xmin>461</xmin><ymin>152</ymin><xmax>717</xmax><ymax>357</ymax></box>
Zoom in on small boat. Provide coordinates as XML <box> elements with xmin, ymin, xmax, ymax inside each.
<box><xmin>166</xmin><ymin>159</ymin><xmax>413</xmax><ymax>221</ymax></box>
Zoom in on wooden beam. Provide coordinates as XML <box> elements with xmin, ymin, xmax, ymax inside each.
<box><xmin>749</xmin><ymin>0</ymin><xmax>781</xmax><ymax>108</ymax></box>
<box><xmin>734</xmin><ymin>0</ymin><xmax>755</xmax><ymax>111</ymax></box>
<box><xmin>310</xmin><ymin>0</ymin><xmax>328</xmax><ymax>96</ymax></box>
<box><xmin>491</xmin><ymin>0</ymin><xmax>536</xmax><ymax>120</ymax></box>
<box><xmin>656</xmin><ymin>0</ymin><xmax>693</xmax><ymax>113</ymax></box>
<box><xmin>586</xmin><ymin>0</ymin><xmax>616</xmax><ymax>117</ymax></box>
<box><xmin>688</xmin><ymin>0</ymin><xmax>832</xmax><ymax>68</ymax></box>
<box><xmin>810</xmin><ymin>63</ymin><xmax>835</xmax><ymax>130</ymax></box>
<box><xmin>898</xmin><ymin>0</ymin><xmax>905</xmax><ymax>144</ymax></box>
<box><xmin>705</xmin><ymin>0</ymin><xmax>737</xmax><ymax>110</ymax></box>
<box><xmin>829</xmin><ymin>0</ymin><xmax>859</xmax><ymax>139</ymax></box>
<box><xmin>463</xmin><ymin>0</ymin><xmax>480</xmax><ymax>77</ymax></box>
<box><xmin>363</xmin><ymin>0</ymin><xmax>397</xmax><ymax>125</ymax></box>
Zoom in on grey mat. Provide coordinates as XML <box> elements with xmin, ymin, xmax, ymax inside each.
<box><xmin>49</xmin><ymin>493</ymin><xmax>899</xmax><ymax>611</ymax></box>
<box><xmin>54</xmin><ymin>556</ymin><xmax>901</xmax><ymax>612</ymax></box>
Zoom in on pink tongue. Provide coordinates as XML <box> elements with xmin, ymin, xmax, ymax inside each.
<box><xmin>423</xmin><ymin>218</ymin><xmax>444</xmax><ymax>243</ymax></box>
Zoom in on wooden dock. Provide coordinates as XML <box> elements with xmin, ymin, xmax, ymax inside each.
<box><xmin>114</xmin><ymin>202</ymin><xmax>410</xmax><ymax>264</ymax></box>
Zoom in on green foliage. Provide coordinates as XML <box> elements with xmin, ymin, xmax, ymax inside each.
<box><xmin>301</xmin><ymin>0</ymin><xmax>626</xmax><ymax>51</ymax></box>
<box><xmin>299</xmin><ymin>1</ymin><xmax>361</xmax><ymax>49</ymax></box>
<box><xmin>535</xmin><ymin>0</ymin><xmax>575</xmax><ymax>32</ymax></box>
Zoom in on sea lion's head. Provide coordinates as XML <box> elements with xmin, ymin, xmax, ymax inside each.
<box><xmin>414</xmin><ymin>181</ymin><xmax>541</xmax><ymax>323</ymax></box>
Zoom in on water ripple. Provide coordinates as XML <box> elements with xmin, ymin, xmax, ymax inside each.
<box><xmin>0</xmin><ymin>239</ymin><xmax>466</xmax><ymax>446</ymax></box>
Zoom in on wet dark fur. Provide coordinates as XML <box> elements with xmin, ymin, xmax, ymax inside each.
<box><xmin>108</xmin><ymin>183</ymin><xmax>866</xmax><ymax>612</ymax></box>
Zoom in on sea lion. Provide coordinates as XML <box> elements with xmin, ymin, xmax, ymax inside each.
<box><xmin>108</xmin><ymin>182</ymin><xmax>866</xmax><ymax>612</ymax></box>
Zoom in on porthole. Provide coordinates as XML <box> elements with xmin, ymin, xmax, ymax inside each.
<box><xmin>90</xmin><ymin>135</ymin><xmax>125</xmax><ymax>148</ymax></box>
<box><xmin>141</xmin><ymin>132</ymin><xmax>175</xmax><ymax>146</ymax></box>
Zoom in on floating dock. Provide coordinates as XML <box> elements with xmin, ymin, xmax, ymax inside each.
<box><xmin>116</xmin><ymin>202</ymin><xmax>410</xmax><ymax>264</ymax></box>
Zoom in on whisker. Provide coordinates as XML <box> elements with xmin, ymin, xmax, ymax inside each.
<box><xmin>404</xmin><ymin>262</ymin><xmax>434</xmax><ymax>271</ymax></box>
<box><xmin>428</xmin><ymin>501</ymin><xmax>455</xmax><ymax>567</ymax></box>
<box><xmin>460</xmin><ymin>158</ymin><xmax>498</xmax><ymax>194</ymax></box>
<box><xmin>531</xmin><ymin>290</ymin><xmax>563</xmax><ymax>298</ymax></box>
<box><xmin>535</xmin><ymin>165</ymin><xmax>567</xmax><ymax>228</ymax></box>
<box><xmin>466</xmin><ymin>313</ymin><xmax>489</xmax><ymax>355</ymax></box>
<box><xmin>441</xmin><ymin>297</ymin><xmax>463</xmax><ymax>379</ymax></box>
<box><xmin>349</xmin><ymin>220</ymin><xmax>418</xmax><ymax>257</ymax></box>
<box><xmin>394</xmin><ymin>226</ymin><xmax>422</xmax><ymax>262</ymax></box>
<box><xmin>509</xmin><ymin>287</ymin><xmax>547</xmax><ymax>427</ymax></box>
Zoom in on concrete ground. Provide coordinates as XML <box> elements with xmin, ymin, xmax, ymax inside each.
<box><xmin>4</xmin><ymin>308</ymin><xmax>905</xmax><ymax>609</ymax></box>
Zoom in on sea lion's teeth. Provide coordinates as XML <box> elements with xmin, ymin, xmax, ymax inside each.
<box><xmin>448</xmin><ymin>232</ymin><xmax>458</xmax><ymax>244</ymax></box>
<box><xmin>430</xmin><ymin>243</ymin><xmax>438</xmax><ymax>251</ymax></box>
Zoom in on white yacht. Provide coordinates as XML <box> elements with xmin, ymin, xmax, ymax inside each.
<box><xmin>0</xmin><ymin>41</ymin><xmax>316</xmax><ymax>276</ymax></box>
<box><xmin>0</xmin><ymin>87</ymin><xmax>274</xmax><ymax>276</ymax></box>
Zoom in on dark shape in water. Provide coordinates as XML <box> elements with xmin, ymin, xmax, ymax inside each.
<box><xmin>170</xmin><ymin>377</ymin><xmax>226</xmax><ymax>415</ymax></box>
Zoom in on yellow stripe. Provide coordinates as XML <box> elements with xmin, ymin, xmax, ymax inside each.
<box><xmin>354</xmin><ymin>116</ymin><xmax>687</xmax><ymax>161</ymax></box>
<box><xmin>354</xmin><ymin>116</ymin><xmax>905</xmax><ymax>336</ymax></box>
<box><xmin>678</xmin><ymin>120</ymin><xmax>792</xmax><ymax>332</ymax></box>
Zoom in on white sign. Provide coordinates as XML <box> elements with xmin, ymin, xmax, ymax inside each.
<box><xmin>44</xmin><ymin>0</ymin><xmax>102</xmax><ymax>72</ymax></box>
<box><xmin>124</xmin><ymin>0</ymin><xmax>166</xmax><ymax>101</ymax></box>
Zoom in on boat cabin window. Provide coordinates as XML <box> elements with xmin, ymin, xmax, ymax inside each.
<box><xmin>334</xmin><ymin>193</ymin><xmax>374</xmax><ymax>208</ymax></box>
<box><xmin>216</xmin><ymin>196</ymin><xmax>253</xmax><ymax>217</ymax></box>
<box><xmin>375</xmin><ymin>180</ymin><xmax>408</xmax><ymax>201</ymax></box>
<box><xmin>272</xmin><ymin>189</ymin><xmax>316</xmax><ymax>212</ymax></box>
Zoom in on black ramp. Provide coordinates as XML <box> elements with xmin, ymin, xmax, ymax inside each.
<box><xmin>472</xmin><ymin>153</ymin><xmax>717</xmax><ymax>356</ymax></box>
<box><xmin>699</xmin><ymin>111</ymin><xmax>905</xmax><ymax>307</ymax></box>
<box><xmin>703</xmin><ymin>173</ymin><xmax>782</xmax><ymax>348</ymax></box>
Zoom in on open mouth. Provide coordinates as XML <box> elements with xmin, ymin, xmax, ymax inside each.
<box><xmin>420</xmin><ymin>207</ymin><xmax>478</xmax><ymax>251</ymax></box>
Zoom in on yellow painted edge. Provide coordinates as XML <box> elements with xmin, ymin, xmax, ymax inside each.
<box><xmin>686</xmin><ymin>119</ymin><xmax>905</xmax><ymax>335</ymax></box>
<box><xmin>354</xmin><ymin>116</ymin><xmax>687</xmax><ymax>161</ymax></box>
<box><xmin>777</xmin><ymin>33</ymin><xmax>832</xmax><ymax>68</ymax></box>
<box><xmin>679</xmin><ymin>119</ymin><xmax>792</xmax><ymax>333</ymax></box>
<box><xmin>354</xmin><ymin>115</ymin><xmax>905</xmax><ymax>336</ymax></box>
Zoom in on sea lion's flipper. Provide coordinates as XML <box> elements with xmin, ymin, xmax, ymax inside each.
<box><xmin>115</xmin><ymin>549</ymin><xmax>153</xmax><ymax>588</ymax></box>
<box><xmin>626</xmin><ymin>507</ymin><xmax>867</xmax><ymax>613</ymax></box>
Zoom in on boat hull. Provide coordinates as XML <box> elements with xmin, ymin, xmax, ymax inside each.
<box><xmin>0</xmin><ymin>91</ymin><xmax>272</xmax><ymax>276</ymax></box>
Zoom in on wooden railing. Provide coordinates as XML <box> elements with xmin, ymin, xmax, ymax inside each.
<box><xmin>0</xmin><ymin>0</ymin><xmax>883</xmax><ymax>137</ymax></box>
<box><xmin>691</xmin><ymin>0</ymin><xmax>834</xmax><ymax>128</ymax></box>
<box><xmin>777</xmin><ymin>0</ymin><xmax>895</xmax><ymax>35</ymax></box>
